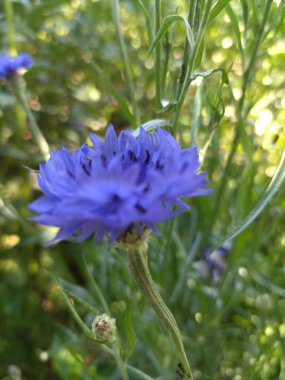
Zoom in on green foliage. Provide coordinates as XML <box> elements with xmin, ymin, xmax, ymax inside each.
<box><xmin>0</xmin><ymin>0</ymin><xmax>285</xmax><ymax>379</ymax></box>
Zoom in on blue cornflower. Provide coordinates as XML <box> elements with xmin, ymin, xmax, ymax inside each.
<box><xmin>29</xmin><ymin>126</ymin><xmax>211</xmax><ymax>244</ymax></box>
<box><xmin>193</xmin><ymin>244</ymin><xmax>230</xmax><ymax>283</ymax></box>
<box><xmin>0</xmin><ymin>52</ymin><xmax>33</xmax><ymax>79</ymax></box>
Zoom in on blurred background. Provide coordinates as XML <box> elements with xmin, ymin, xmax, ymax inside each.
<box><xmin>0</xmin><ymin>0</ymin><xmax>285</xmax><ymax>379</ymax></box>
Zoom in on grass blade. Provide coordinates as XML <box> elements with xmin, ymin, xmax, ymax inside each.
<box><xmin>121</xmin><ymin>302</ymin><xmax>136</xmax><ymax>360</ymax></box>
<box><xmin>208</xmin><ymin>0</ymin><xmax>232</xmax><ymax>24</ymax></box>
<box><xmin>213</xmin><ymin>149</ymin><xmax>285</xmax><ymax>248</ymax></box>
<box><xmin>226</xmin><ymin>4</ymin><xmax>243</xmax><ymax>59</ymax></box>
<box><xmin>132</xmin><ymin>119</ymin><xmax>171</xmax><ymax>136</ymax></box>
<box><xmin>190</xmin><ymin>66</ymin><xmax>229</xmax><ymax>84</ymax></box>
<box><xmin>91</xmin><ymin>61</ymin><xmax>136</xmax><ymax>126</ymax></box>
<box><xmin>148</xmin><ymin>15</ymin><xmax>195</xmax><ymax>56</ymax></box>
<box><xmin>51</xmin><ymin>273</ymin><xmax>95</xmax><ymax>340</ymax></box>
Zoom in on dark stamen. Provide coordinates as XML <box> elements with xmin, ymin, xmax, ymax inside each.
<box><xmin>128</xmin><ymin>150</ymin><xmax>137</xmax><ymax>162</ymax></box>
<box><xmin>156</xmin><ymin>160</ymin><xmax>164</xmax><ymax>170</ymax></box>
<box><xmin>82</xmin><ymin>163</ymin><xmax>91</xmax><ymax>176</ymax></box>
<box><xmin>145</xmin><ymin>150</ymin><xmax>151</xmax><ymax>164</ymax></box>
<box><xmin>135</xmin><ymin>204</ymin><xmax>146</xmax><ymax>213</ymax></box>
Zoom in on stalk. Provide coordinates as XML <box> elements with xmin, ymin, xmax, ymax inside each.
<box><xmin>127</xmin><ymin>247</ymin><xmax>193</xmax><ymax>380</ymax></box>
<box><xmin>209</xmin><ymin>0</ymin><xmax>273</xmax><ymax>230</ymax></box>
<box><xmin>176</xmin><ymin>0</ymin><xmax>198</xmax><ymax>98</ymax></box>
<box><xmin>4</xmin><ymin>0</ymin><xmax>16</xmax><ymax>54</ymax></box>
<box><xmin>112</xmin><ymin>0</ymin><xmax>140</xmax><ymax>124</ymax></box>
<box><xmin>172</xmin><ymin>0</ymin><xmax>213</xmax><ymax>134</ymax></box>
<box><xmin>155</xmin><ymin>0</ymin><xmax>162</xmax><ymax>108</ymax></box>
<box><xmin>8</xmin><ymin>77</ymin><xmax>50</xmax><ymax>160</ymax></box>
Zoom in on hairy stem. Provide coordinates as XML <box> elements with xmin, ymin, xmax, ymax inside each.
<box><xmin>128</xmin><ymin>248</ymin><xmax>193</xmax><ymax>379</ymax></box>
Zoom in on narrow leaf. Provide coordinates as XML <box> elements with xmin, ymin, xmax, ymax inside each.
<box><xmin>122</xmin><ymin>303</ymin><xmax>136</xmax><ymax>359</ymax></box>
<box><xmin>51</xmin><ymin>274</ymin><xmax>96</xmax><ymax>340</ymax></box>
<box><xmin>213</xmin><ymin>149</ymin><xmax>285</xmax><ymax>248</ymax></box>
<box><xmin>226</xmin><ymin>5</ymin><xmax>243</xmax><ymax>57</ymax></box>
<box><xmin>127</xmin><ymin>365</ymin><xmax>155</xmax><ymax>380</ymax></box>
<box><xmin>63</xmin><ymin>288</ymin><xmax>100</xmax><ymax>315</ymax></box>
<box><xmin>208</xmin><ymin>0</ymin><xmax>232</xmax><ymax>23</ymax></box>
<box><xmin>148</xmin><ymin>15</ymin><xmax>194</xmax><ymax>56</ymax></box>
<box><xmin>132</xmin><ymin>119</ymin><xmax>171</xmax><ymax>137</ymax></box>
<box><xmin>191</xmin><ymin>67</ymin><xmax>229</xmax><ymax>85</ymax></box>
<box><xmin>133</xmin><ymin>0</ymin><xmax>152</xmax><ymax>41</ymax></box>
<box><xmin>156</xmin><ymin>100</ymin><xmax>177</xmax><ymax>114</ymax></box>
<box><xmin>91</xmin><ymin>61</ymin><xmax>136</xmax><ymax>125</ymax></box>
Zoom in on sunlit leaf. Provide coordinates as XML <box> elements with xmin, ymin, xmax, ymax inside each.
<box><xmin>213</xmin><ymin>150</ymin><xmax>285</xmax><ymax>248</ymax></box>
<box><xmin>132</xmin><ymin>119</ymin><xmax>171</xmax><ymax>136</ymax></box>
<box><xmin>51</xmin><ymin>274</ymin><xmax>96</xmax><ymax>340</ymax></box>
<box><xmin>148</xmin><ymin>15</ymin><xmax>195</xmax><ymax>56</ymax></box>
<box><xmin>121</xmin><ymin>302</ymin><xmax>136</xmax><ymax>360</ymax></box>
<box><xmin>208</xmin><ymin>0</ymin><xmax>232</xmax><ymax>24</ymax></box>
<box><xmin>91</xmin><ymin>62</ymin><xmax>136</xmax><ymax>126</ymax></box>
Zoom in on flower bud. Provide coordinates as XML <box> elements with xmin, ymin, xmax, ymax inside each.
<box><xmin>91</xmin><ymin>313</ymin><xmax>116</xmax><ymax>343</ymax></box>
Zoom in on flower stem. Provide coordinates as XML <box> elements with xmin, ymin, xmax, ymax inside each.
<box><xmin>112</xmin><ymin>0</ymin><xmax>140</xmax><ymax>124</ymax></box>
<box><xmin>127</xmin><ymin>248</ymin><xmax>193</xmax><ymax>379</ymax></box>
<box><xmin>155</xmin><ymin>0</ymin><xmax>162</xmax><ymax>109</ymax></box>
<box><xmin>113</xmin><ymin>345</ymin><xmax>129</xmax><ymax>380</ymax></box>
<box><xmin>209</xmin><ymin>0</ymin><xmax>272</xmax><ymax>232</ymax></box>
<box><xmin>9</xmin><ymin>77</ymin><xmax>50</xmax><ymax>160</ymax></box>
<box><xmin>173</xmin><ymin>0</ymin><xmax>213</xmax><ymax>135</ymax></box>
<box><xmin>101</xmin><ymin>344</ymin><xmax>129</xmax><ymax>380</ymax></box>
<box><xmin>176</xmin><ymin>0</ymin><xmax>198</xmax><ymax>98</ymax></box>
<box><xmin>4</xmin><ymin>0</ymin><xmax>16</xmax><ymax>54</ymax></box>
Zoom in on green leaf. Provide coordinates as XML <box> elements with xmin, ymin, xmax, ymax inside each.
<box><xmin>206</xmin><ymin>82</ymin><xmax>226</xmax><ymax>124</ymax></box>
<box><xmin>63</xmin><ymin>288</ymin><xmax>100</xmax><ymax>315</ymax></box>
<box><xmin>190</xmin><ymin>67</ymin><xmax>229</xmax><ymax>85</ymax></box>
<box><xmin>208</xmin><ymin>0</ymin><xmax>232</xmax><ymax>24</ymax></box>
<box><xmin>121</xmin><ymin>303</ymin><xmax>136</xmax><ymax>360</ymax></box>
<box><xmin>194</xmin><ymin>38</ymin><xmax>204</xmax><ymax>69</ymax></box>
<box><xmin>91</xmin><ymin>61</ymin><xmax>136</xmax><ymax>126</ymax></box>
<box><xmin>132</xmin><ymin>119</ymin><xmax>171</xmax><ymax>137</ymax></box>
<box><xmin>226</xmin><ymin>4</ymin><xmax>243</xmax><ymax>58</ymax></box>
<box><xmin>155</xmin><ymin>100</ymin><xmax>177</xmax><ymax>114</ymax></box>
<box><xmin>133</xmin><ymin>0</ymin><xmax>152</xmax><ymax>41</ymax></box>
<box><xmin>269</xmin><ymin>0</ymin><xmax>285</xmax><ymax>34</ymax></box>
<box><xmin>148</xmin><ymin>15</ymin><xmax>194</xmax><ymax>56</ymax></box>
<box><xmin>213</xmin><ymin>149</ymin><xmax>285</xmax><ymax>248</ymax></box>
<box><xmin>190</xmin><ymin>86</ymin><xmax>202</xmax><ymax>145</ymax></box>
<box><xmin>126</xmin><ymin>365</ymin><xmax>155</xmax><ymax>380</ymax></box>
<box><xmin>82</xmin><ymin>255</ymin><xmax>110</xmax><ymax>313</ymax></box>
<box><xmin>51</xmin><ymin>274</ymin><xmax>97</xmax><ymax>340</ymax></box>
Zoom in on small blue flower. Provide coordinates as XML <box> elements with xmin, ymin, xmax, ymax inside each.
<box><xmin>29</xmin><ymin>126</ymin><xmax>211</xmax><ymax>244</ymax></box>
<box><xmin>0</xmin><ymin>52</ymin><xmax>33</xmax><ymax>79</ymax></box>
<box><xmin>194</xmin><ymin>244</ymin><xmax>230</xmax><ymax>283</ymax></box>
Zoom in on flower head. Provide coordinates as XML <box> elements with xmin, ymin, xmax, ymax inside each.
<box><xmin>91</xmin><ymin>313</ymin><xmax>116</xmax><ymax>343</ymax></box>
<box><xmin>29</xmin><ymin>125</ymin><xmax>211</xmax><ymax>244</ymax></box>
<box><xmin>193</xmin><ymin>244</ymin><xmax>230</xmax><ymax>283</ymax></box>
<box><xmin>0</xmin><ymin>52</ymin><xmax>33</xmax><ymax>79</ymax></box>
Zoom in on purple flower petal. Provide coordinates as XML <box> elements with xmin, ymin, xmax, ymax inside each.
<box><xmin>29</xmin><ymin>126</ymin><xmax>211</xmax><ymax>244</ymax></box>
<box><xmin>0</xmin><ymin>52</ymin><xmax>33</xmax><ymax>78</ymax></box>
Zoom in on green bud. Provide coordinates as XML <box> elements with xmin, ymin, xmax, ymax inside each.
<box><xmin>91</xmin><ymin>313</ymin><xmax>116</xmax><ymax>343</ymax></box>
